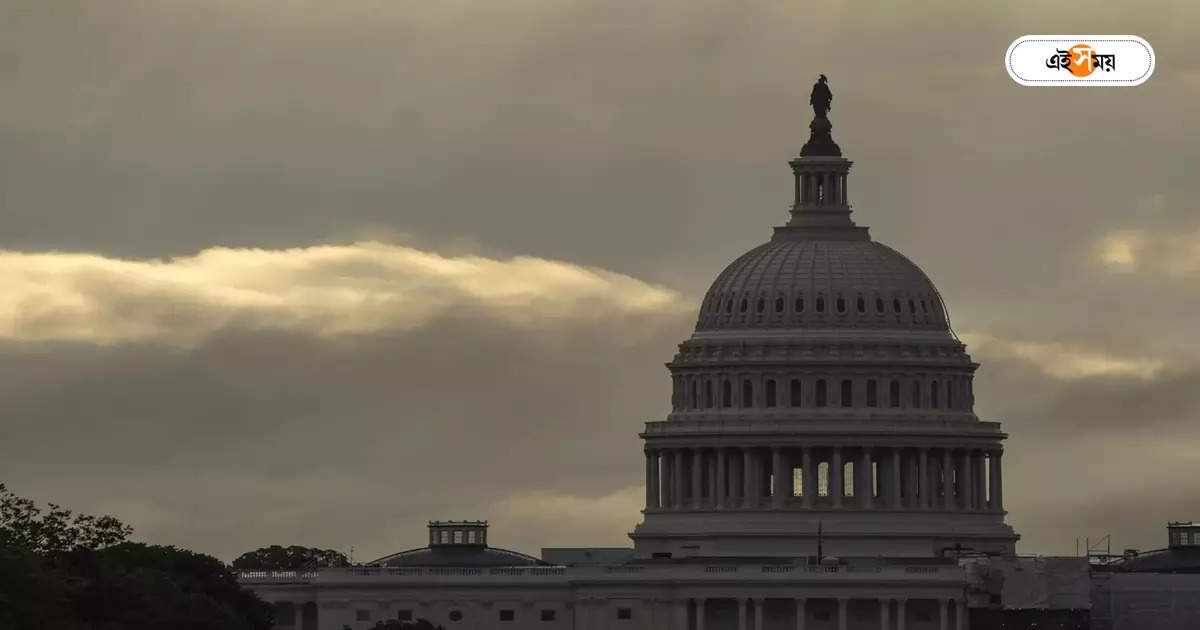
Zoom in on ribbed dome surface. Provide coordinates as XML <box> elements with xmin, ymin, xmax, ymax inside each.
<box><xmin>696</xmin><ymin>235</ymin><xmax>949</xmax><ymax>332</ymax></box>
<box><xmin>369</xmin><ymin>546</ymin><xmax>548</xmax><ymax>568</ymax></box>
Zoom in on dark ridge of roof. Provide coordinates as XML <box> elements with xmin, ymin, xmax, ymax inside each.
<box><xmin>1102</xmin><ymin>547</ymin><xmax>1200</xmax><ymax>573</ymax></box>
<box><xmin>367</xmin><ymin>545</ymin><xmax>549</xmax><ymax>568</ymax></box>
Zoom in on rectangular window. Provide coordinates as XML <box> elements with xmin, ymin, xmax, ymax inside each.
<box><xmin>500</xmin><ymin>610</ymin><xmax>515</xmax><ymax>621</ymax></box>
<box><xmin>398</xmin><ymin>610</ymin><xmax>413</xmax><ymax>621</ymax></box>
<box><xmin>617</xmin><ymin>608</ymin><xmax>633</xmax><ymax>620</ymax></box>
<box><xmin>840</xmin><ymin>379</ymin><xmax>853</xmax><ymax>407</ymax></box>
<box><xmin>866</xmin><ymin>380</ymin><xmax>878</xmax><ymax>407</ymax></box>
<box><xmin>356</xmin><ymin>610</ymin><xmax>371</xmax><ymax>622</ymax></box>
<box><xmin>467</xmin><ymin>530</ymin><xmax>477</xmax><ymax>544</ymax></box>
<box><xmin>439</xmin><ymin>531</ymin><xmax>449</xmax><ymax>544</ymax></box>
<box><xmin>453</xmin><ymin>530</ymin><xmax>463</xmax><ymax>544</ymax></box>
<box><xmin>790</xmin><ymin>379</ymin><xmax>803</xmax><ymax>407</ymax></box>
<box><xmin>541</xmin><ymin>610</ymin><xmax>556</xmax><ymax>621</ymax></box>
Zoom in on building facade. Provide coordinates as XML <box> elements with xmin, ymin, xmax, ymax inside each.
<box><xmin>241</xmin><ymin>96</ymin><xmax>1020</xmax><ymax>630</ymax></box>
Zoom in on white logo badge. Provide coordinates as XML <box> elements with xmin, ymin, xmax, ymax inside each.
<box><xmin>1006</xmin><ymin>35</ymin><xmax>1154</xmax><ymax>86</ymax></box>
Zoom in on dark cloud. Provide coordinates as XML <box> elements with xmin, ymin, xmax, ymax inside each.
<box><xmin>0</xmin><ymin>307</ymin><xmax>691</xmax><ymax>561</ymax></box>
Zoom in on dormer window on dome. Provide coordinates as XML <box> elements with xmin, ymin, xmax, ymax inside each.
<box><xmin>429</xmin><ymin>520</ymin><xmax>488</xmax><ymax>548</ymax></box>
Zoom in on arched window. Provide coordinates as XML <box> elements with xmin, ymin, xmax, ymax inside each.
<box><xmin>795</xmin><ymin>296</ymin><xmax>805</xmax><ymax>312</ymax></box>
<box><xmin>856</xmin><ymin>296</ymin><xmax>865</xmax><ymax>313</ymax></box>
<box><xmin>920</xmin><ymin>299</ymin><xmax>929</xmax><ymax>313</ymax></box>
<box><xmin>840</xmin><ymin>379</ymin><xmax>853</xmax><ymax>407</ymax></box>
<box><xmin>726</xmin><ymin>299</ymin><xmax>733</xmax><ymax>314</ymax></box>
<box><xmin>876</xmin><ymin>297</ymin><xmax>884</xmax><ymax>313</ymax></box>
<box><xmin>947</xmin><ymin>380</ymin><xmax>954</xmax><ymax>409</ymax></box>
<box><xmin>836</xmin><ymin>296</ymin><xmax>846</xmax><ymax>313</ymax></box>
<box><xmin>911</xmin><ymin>380</ymin><xmax>922</xmax><ymax>408</ymax></box>
<box><xmin>775</xmin><ymin>297</ymin><xmax>784</xmax><ymax>313</ymax></box>
<box><xmin>765</xmin><ymin>380</ymin><xmax>777</xmax><ymax>407</ymax></box>
<box><xmin>866</xmin><ymin>380</ymin><xmax>878</xmax><ymax>407</ymax></box>
<box><xmin>908</xmin><ymin>299</ymin><xmax>916</xmax><ymax>314</ymax></box>
<box><xmin>893</xmin><ymin>298</ymin><xmax>902</xmax><ymax>313</ymax></box>
<box><xmin>690</xmin><ymin>381</ymin><xmax>697</xmax><ymax>409</ymax></box>
<box><xmin>756</xmin><ymin>298</ymin><xmax>765</xmax><ymax>313</ymax></box>
<box><xmin>790</xmin><ymin>379</ymin><xmax>803</xmax><ymax>407</ymax></box>
<box><xmin>816</xmin><ymin>296</ymin><xmax>826</xmax><ymax>312</ymax></box>
<box><xmin>742</xmin><ymin>380</ymin><xmax>753</xmax><ymax>408</ymax></box>
<box><xmin>815</xmin><ymin>380</ymin><xmax>828</xmax><ymax>407</ymax></box>
<box><xmin>705</xmin><ymin>381</ymin><xmax>714</xmax><ymax>408</ymax></box>
<box><xmin>889</xmin><ymin>380</ymin><xmax>901</xmax><ymax>408</ymax></box>
<box><xmin>930</xmin><ymin>380</ymin><xmax>940</xmax><ymax>408</ymax></box>
<box><xmin>722</xmin><ymin>380</ymin><xmax>733</xmax><ymax>408</ymax></box>
<box><xmin>740</xmin><ymin>299</ymin><xmax>748</xmax><ymax>313</ymax></box>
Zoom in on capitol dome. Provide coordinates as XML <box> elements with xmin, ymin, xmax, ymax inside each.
<box><xmin>632</xmin><ymin>99</ymin><xmax>1017</xmax><ymax>562</ymax></box>
<box><xmin>696</xmin><ymin>235</ymin><xmax>950</xmax><ymax>333</ymax></box>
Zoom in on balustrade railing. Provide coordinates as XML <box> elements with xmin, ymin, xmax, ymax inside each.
<box><xmin>236</xmin><ymin>562</ymin><xmax>948</xmax><ymax>584</ymax></box>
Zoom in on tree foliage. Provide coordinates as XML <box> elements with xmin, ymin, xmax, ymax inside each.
<box><xmin>232</xmin><ymin>544</ymin><xmax>350</xmax><ymax>570</ymax></box>
<box><xmin>0</xmin><ymin>483</ymin><xmax>274</xmax><ymax>630</ymax></box>
<box><xmin>0</xmin><ymin>483</ymin><xmax>133</xmax><ymax>553</ymax></box>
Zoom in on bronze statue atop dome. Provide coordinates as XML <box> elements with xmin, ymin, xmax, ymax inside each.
<box><xmin>810</xmin><ymin>74</ymin><xmax>832</xmax><ymax>119</ymax></box>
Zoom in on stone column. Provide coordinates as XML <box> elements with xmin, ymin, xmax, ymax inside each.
<box><xmin>991</xmin><ymin>451</ymin><xmax>1004</xmax><ymax>512</ymax></box>
<box><xmin>837</xmin><ymin>597</ymin><xmax>848</xmax><ymax>630</ymax></box>
<box><xmin>802</xmin><ymin>447</ymin><xmax>815</xmax><ymax>508</ymax></box>
<box><xmin>896</xmin><ymin>598</ymin><xmax>907</xmax><ymax>630</ymax></box>
<box><xmin>696</xmin><ymin>598</ymin><xmax>706</xmax><ymax>630</ymax></box>
<box><xmin>645</xmin><ymin>450</ymin><xmax>657</xmax><ymax>509</ymax></box>
<box><xmin>879</xmin><ymin>598</ymin><xmax>890</xmax><ymax>630</ymax></box>
<box><xmin>743</xmin><ymin>447</ymin><xmax>755</xmax><ymax>509</ymax></box>
<box><xmin>754</xmin><ymin>597</ymin><xmax>765</xmax><ymax>630</ymax></box>
<box><xmin>738</xmin><ymin>598</ymin><xmax>748</xmax><ymax>630</ymax></box>
<box><xmin>692</xmin><ymin>449</ymin><xmax>704</xmax><ymax>509</ymax></box>
<box><xmin>773</xmin><ymin>447</ymin><xmax>787</xmax><ymax>508</ymax></box>
<box><xmin>906</xmin><ymin>451</ymin><xmax>920</xmax><ymax>509</ymax></box>
<box><xmin>891</xmin><ymin>448</ymin><xmax>902</xmax><ymax>508</ymax></box>
<box><xmin>860</xmin><ymin>449</ymin><xmax>873</xmax><ymax>509</ymax></box>
<box><xmin>716</xmin><ymin>447</ymin><xmax>727</xmax><ymax>509</ymax></box>
<box><xmin>960</xmin><ymin>450</ymin><xmax>973</xmax><ymax>511</ymax></box>
<box><xmin>939</xmin><ymin>598</ymin><xmax>949</xmax><ymax>630</ymax></box>
<box><xmin>941</xmin><ymin>449</ymin><xmax>953</xmax><ymax>510</ymax></box>
<box><xmin>674</xmin><ymin>449</ymin><xmax>685</xmax><ymax>509</ymax></box>
<box><xmin>675</xmin><ymin>598</ymin><xmax>689</xmax><ymax>630</ymax></box>
<box><xmin>831</xmin><ymin>447</ymin><xmax>843</xmax><ymax>508</ymax></box>
<box><xmin>974</xmin><ymin>452</ymin><xmax>987</xmax><ymax>511</ymax></box>
<box><xmin>955</xmin><ymin>597</ymin><xmax>965</xmax><ymax>630</ymax></box>
<box><xmin>918</xmin><ymin>448</ymin><xmax>929</xmax><ymax>510</ymax></box>
<box><xmin>795</xmin><ymin>598</ymin><xmax>807</xmax><ymax>630</ymax></box>
<box><xmin>709</xmin><ymin>452</ymin><xmax>719</xmax><ymax>508</ymax></box>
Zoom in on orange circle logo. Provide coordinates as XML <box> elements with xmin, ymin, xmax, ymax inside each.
<box><xmin>1068</xmin><ymin>44</ymin><xmax>1096</xmax><ymax>77</ymax></box>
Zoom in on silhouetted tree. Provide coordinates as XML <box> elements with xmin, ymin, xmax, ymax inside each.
<box><xmin>0</xmin><ymin>483</ymin><xmax>273</xmax><ymax>630</ymax></box>
<box><xmin>64</xmin><ymin>542</ymin><xmax>274</xmax><ymax>630</ymax></box>
<box><xmin>233</xmin><ymin>544</ymin><xmax>350</xmax><ymax>570</ymax></box>
<box><xmin>0</xmin><ymin>482</ymin><xmax>132</xmax><ymax>553</ymax></box>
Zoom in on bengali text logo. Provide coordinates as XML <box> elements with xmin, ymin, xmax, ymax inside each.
<box><xmin>1006</xmin><ymin>35</ymin><xmax>1153</xmax><ymax>86</ymax></box>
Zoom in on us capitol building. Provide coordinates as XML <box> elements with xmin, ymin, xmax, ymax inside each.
<box><xmin>240</xmin><ymin>78</ymin><xmax>1196</xmax><ymax>630</ymax></box>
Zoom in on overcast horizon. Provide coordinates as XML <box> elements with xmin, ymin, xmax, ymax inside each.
<box><xmin>2</xmin><ymin>0</ymin><xmax>1198</xmax><ymax>563</ymax></box>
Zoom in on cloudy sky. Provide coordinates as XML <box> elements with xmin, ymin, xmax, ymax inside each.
<box><xmin>2</xmin><ymin>0</ymin><xmax>1198</xmax><ymax>562</ymax></box>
